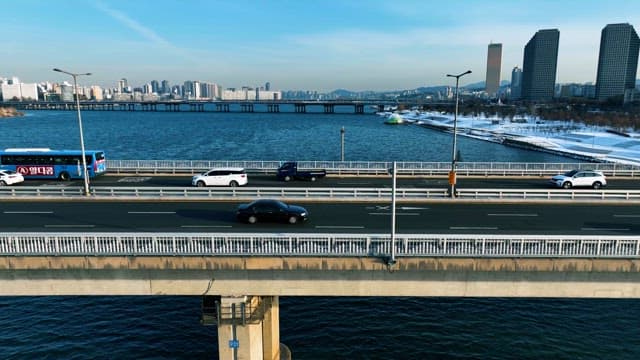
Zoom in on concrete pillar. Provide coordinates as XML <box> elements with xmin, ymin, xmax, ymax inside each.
<box><xmin>262</xmin><ymin>296</ymin><xmax>280</xmax><ymax>360</ymax></box>
<box><xmin>216</xmin><ymin>296</ymin><xmax>280</xmax><ymax>360</ymax></box>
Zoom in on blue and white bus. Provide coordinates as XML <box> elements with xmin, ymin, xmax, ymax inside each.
<box><xmin>0</xmin><ymin>148</ymin><xmax>107</xmax><ymax>181</ymax></box>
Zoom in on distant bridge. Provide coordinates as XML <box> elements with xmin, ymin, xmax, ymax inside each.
<box><xmin>4</xmin><ymin>99</ymin><xmax>449</xmax><ymax>114</ymax></box>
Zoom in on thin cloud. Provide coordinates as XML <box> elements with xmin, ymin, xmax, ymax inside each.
<box><xmin>92</xmin><ymin>0</ymin><xmax>172</xmax><ymax>48</ymax></box>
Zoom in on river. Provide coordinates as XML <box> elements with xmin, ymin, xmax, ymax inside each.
<box><xmin>0</xmin><ymin>111</ymin><xmax>637</xmax><ymax>359</ymax></box>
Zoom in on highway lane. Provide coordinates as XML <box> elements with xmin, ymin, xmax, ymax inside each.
<box><xmin>1</xmin><ymin>201</ymin><xmax>639</xmax><ymax>235</ymax></box>
<box><xmin>14</xmin><ymin>174</ymin><xmax>640</xmax><ymax>189</ymax></box>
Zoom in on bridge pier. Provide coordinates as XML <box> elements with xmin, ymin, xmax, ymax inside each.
<box><xmin>324</xmin><ymin>104</ymin><xmax>334</xmax><ymax>114</ymax></box>
<box><xmin>355</xmin><ymin>104</ymin><xmax>364</xmax><ymax>114</ymax></box>
<box><xmin>294</xmin><ymin>104</ymin><xmax>306</xmax><ymax>113</ymax></box>
<box><xmin>216</xmin><ymin>103</ymin><xmax>230</xmax><ymax>112</ymax></box>
<box><xmin>213</xmin><ymin>295</ymin><xmax>281</xmax><ymax>360</ymax></box>
<box><xmin>241</xmin><ymin>103</ymin><xmax>254</xmax><ymax>113</ymax></box>
<box><xmin>189</xmin><ymin>103</ymin><xmax>205</xmax><ymax>112</ymax></box>
<box><xmin>267</xmin><ymin>104</ymin><xmax>280</xmax><ymax>113</ymax></box>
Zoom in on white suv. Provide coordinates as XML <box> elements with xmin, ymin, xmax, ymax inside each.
<box><xmin>549</xmin><ymin>169</ymin><xmax>607</xmax><ymax>189</ymax></box>
<box><xmin>192</xmin><ymin>168</ymin><xmax>248</xmax><ymax>187</ymax></box>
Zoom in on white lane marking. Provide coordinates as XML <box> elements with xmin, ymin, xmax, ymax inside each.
<box><xmin>400</xmin><ymin>206</ymin><xmax>429</xmax><ymax>210</ymax></box>
<box><xmin>488</xmin><ymin>213</ymin><xmax>538</xmax><ymax>217</ymax></box>
<box><xmin>316</xmin><ymin>225</ymin><xmax>365</xmax><ymax>229</ymax></box>
<box><xmin>128</xmin><ymin>211</ymin><xmax>176</xmax><ymax>214</ymax></box>
<box><xmin>181</xmin><ymin>225</ymin><xmax>232</xmax><ymax>228</ymax></box>
<box><xmin>40</xmin><ymin>182</ymin><xmax>71</xmax><ymax>187</ymax></box>
<box><xmin>368</xmin><ymin>212</ymin><xmax>420</xmax><ymax>216</ymax></box>
<box><xmin>118</xmin><ymin>177</ymin><xmax>152</xmax><ymax>183</ymax></box>
<box><xmin>613</xmin><ymin>214</ymin><xmax>640</xmax><ymax>218</ymax></box>
<box><xmin>582</xmin><ymin>227</ymin><xmax>630</xmax><ymax>231</ymax></box>
<box><xmin>4</xmin><ymin>211</ymin><xmax>54</xmax><ymax>214</ymax></box>
<box><xmin>45</xmin><ymin>224</ymin><xmax>95</xmax><ymax>228</ymax></box>
<box><xmin>450</xmin><ymin>226</ymin><xmax>499</xmax><ymax>230</ymax></box>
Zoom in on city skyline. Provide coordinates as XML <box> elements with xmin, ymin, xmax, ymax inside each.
<box><xmin>2</xmin><ymin>0</ymin><xmax>640</xmax><ymax>91</ymax></box>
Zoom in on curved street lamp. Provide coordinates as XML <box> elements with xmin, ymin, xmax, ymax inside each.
<box><xmin>53</xmin><ymin>68</ymin><xmax>92</xmax><ymax>196</ymax></box>
<box><xmin>446</xmin><ymin>70</ymin><xmax>472</xmax><ymax>198</ymax></box>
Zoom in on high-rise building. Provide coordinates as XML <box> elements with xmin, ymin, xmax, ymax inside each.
<box><xmin>521</xmin><ymin>29</ymin><xmax>560</xmax><ymax>101</ymax></box>
<box><xmin>118</xmin><ymin>78</ymin><xmax>128</xmax><ymax>93</ymax></box>
<box><xmin>150</xmin><ymin>80</ymin><xmax>160</xmax><ymax>94</ymax></box>
<box><xmin>595</xmin><ymin>23</ymin><xmax>640</xmax><ymax>102</ymax></box>
<box><xmin>510</xmin><ymin>66</ymin><xmax>523</xmax><ymax>99</ymax></box>
<box><xmin>265</xmin><ymin>82</ymin><xmax>271</xmax><ymax>91</ymax></box>
<box><xmin>485</xmin><ymin>43</ymin><xmax>502</xmax><ymax>96</ymax></box>
<box><xmin>161</xmin><ymin>80</ymin><xmax>170</xmax><ymax>94</ymax></box>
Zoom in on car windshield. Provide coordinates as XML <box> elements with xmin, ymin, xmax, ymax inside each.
<box><xmin>249</xmin><ymin>200</ymin><xmax>288</xmax><ymax>210</ymax></box>
<box><xmin>563</xmin><ymin>170</ymin><xmax>579</xmax><ymax>177</ymax></box>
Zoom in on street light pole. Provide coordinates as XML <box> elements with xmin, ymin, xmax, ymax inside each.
<box><xmin>53</xmin><ymin>68</ymin><xmax>92</xmax><ymax>196</ymax></box>
<box><xmin>389</xmin><ymin>161</ymin><xmax>397</xmax><ymax>266</ymax></box>
<box><xmin>446</xmin><ymin>70</ymin><xmax>472</xmax><ymax>198</ymax></box>
<box><xmin>340</xmin><ymin>126</ymin><xmax>345</xmax><ymax>161</ymax></box>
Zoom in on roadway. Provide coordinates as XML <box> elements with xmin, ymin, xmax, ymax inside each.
<box><xmin>1</xmin><ymin>200</ymin><xmax>638</xmax><ymax>235</ymax></box>
<box><xmin>15</xmin><ymin>174</ymin><xmax>640</xmax><ymax>189</ymax></box>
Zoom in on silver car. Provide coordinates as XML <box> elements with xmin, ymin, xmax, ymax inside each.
<box><xmin>549</xmin><ymin>169</ymin><xmax>607</xmax><ymax>189</ymax></box>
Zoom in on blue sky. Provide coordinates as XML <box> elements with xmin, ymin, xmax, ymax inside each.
<box><xmin>2</xmin><ymin>0</ymin><xmax>639</xmax><ymax>91</ymax></box>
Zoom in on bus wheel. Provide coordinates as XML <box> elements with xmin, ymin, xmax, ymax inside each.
<box><xmin>59</xmin><ymin>172</ymin><xmax>71</xmax><ymax>181</ymax></box>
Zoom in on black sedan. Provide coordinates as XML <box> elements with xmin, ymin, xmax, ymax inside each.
<box><xmin>236</xmin><ymin>199</ymin><xmax>309</xmax><ymax>224</ymax></box>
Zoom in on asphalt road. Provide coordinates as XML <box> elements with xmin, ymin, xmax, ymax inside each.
<box><xmin>15</xmin><ymin>174</ymin><xmax>640</xmax><ymax>189</ymax></box>
<box><xmin>1</xmin><ymin>200</ymin><xmax>638</xmax><ymax>235</ymax></box>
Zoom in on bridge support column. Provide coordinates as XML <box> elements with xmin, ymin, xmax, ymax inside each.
<box><xmin>216</xmin><ymin>296</ymin><xmax>281</xmax><ymax>360</ymax></box>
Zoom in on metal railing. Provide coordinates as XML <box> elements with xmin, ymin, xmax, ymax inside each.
<box><xmin>1</xmin><ymin>232</ymin><xmax>639</xmax><ymax>258</ymax></box>
<box><xmin>1</xmin><ymin>186</ymin><xmax>639</xmax><ymax>202</ymax></box>
<box><xmin>105</xmin><ymin>160</ymin><xmax>640</xmax><ymax>177</ymax></box>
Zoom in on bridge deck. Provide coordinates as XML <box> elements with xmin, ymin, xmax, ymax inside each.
<box><xmin>2</xmin><ymin>256</ymin><xmax>639</xmax><ymax>297</ymax></box>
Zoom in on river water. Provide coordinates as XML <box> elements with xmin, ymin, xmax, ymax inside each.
<box><xmin>0</xmin><ymin>111</ymin><xmax>638</xmax><ymax>359</ymax></box>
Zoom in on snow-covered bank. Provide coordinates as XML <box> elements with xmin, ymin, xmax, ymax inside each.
<box><xmin>379</xmin><ymin>110</ymin><xmax>640</xmax><ymax>166</ymax></box>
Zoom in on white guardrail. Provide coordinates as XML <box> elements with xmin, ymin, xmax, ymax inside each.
<box><xmin>1</xmin><ymin>186</ymin><xmax>640</xmax><ymax>201</ymax></box>
<box><xmin>105</xmin><ymin>160</ymin><xmax>640</xmax><ymax>177</ymax></box>
<box><xmin>1</xmin><ymin>233</ymin><xmax>640</xmax><ymax>258</ymax></box>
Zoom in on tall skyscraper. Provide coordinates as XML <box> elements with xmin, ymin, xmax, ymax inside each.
<box><xmin>161</xmin><ymin>80</ymin><xmax>170</xmax><ymax>94</ymax></box>
<box><xmin>485</xmin><ymin>43</ymin><xmax>502</xmax><ymax>96</ymax></box>
<box><xmin>510</xmin><ymin>66</ymin><xmax>523</xmax><ymax>99</ymax></box>
<box><xmin>117</xmin><ymin>78</ymin><xmax>128</xmax><ymax>93</ymax></box>
<box><xmin>521</xmin><ymin>29</ymin><xmax>560</xmax><ymax>101</ymax></box>
<box><xmin>595</xmin><ymin>23</ymin><xmax>640</xmax><ymax>101</ymax></box>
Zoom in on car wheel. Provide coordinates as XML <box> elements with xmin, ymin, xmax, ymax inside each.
<box><xmin>0</xmin><ymin>180</ymin><xmax>6</xmax><ymax>186</ymax></box>
<box><xmin>59</xmin><ymin>172</ymin><xmax>70</xmax><ymax>181</ymax></box>
<box><xmin>562</xmin><ymin>182</ymin><xmax>572</xmax><ymax>189</ymax></box>
<box><xmin>197</xmin><ymin>181</ymin><xmax>206</xmax><ymax>187</ymax></box>
<box><xmin>310</xmin><ymin>176</ymin><xmax>317</xmax><ymax>182</ymax></box>
<box><xmin>284</xmin><ymin>176</ymin><xmax>291</xmax><ymax>182</ymax></box>
<box><xmin>248</xmin><ymin>215</ymin><xmax>257</xmax><ymax>224</ymax></box>
<box><xmin>288</xmin><ymin>216</ymin><xmax>298</xmax><ymax>224</ymax></box>
<box><xmin>229</xmin><ymin>180</ymin><xmax>238</xmax><ymax>187</ymax></box>
<box><xmin>592</xmin><ymin>182</ymin><xmax>602</xmax><ymax>189</ymax></box>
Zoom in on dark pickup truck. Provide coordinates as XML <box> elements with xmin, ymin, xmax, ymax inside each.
<box><xmin>276</xmin><ymin>162</ymin><xmax>327</xmax><ymax>182</ymax></box>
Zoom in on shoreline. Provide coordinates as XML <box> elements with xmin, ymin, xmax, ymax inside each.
<box><xmin>0</xmin><ymin>106</ymin><xmax>24</xmax><ymax>118</ymax></box>
<box><xmin>382</xmin><ymin>110</ymin><xmax>640</xmax><ymax>166</ymax></box>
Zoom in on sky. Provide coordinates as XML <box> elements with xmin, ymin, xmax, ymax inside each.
<box><xmin>2</xmin><ymin>0</ymin><xmax>640</xmax><ymax>92</ymax></box>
